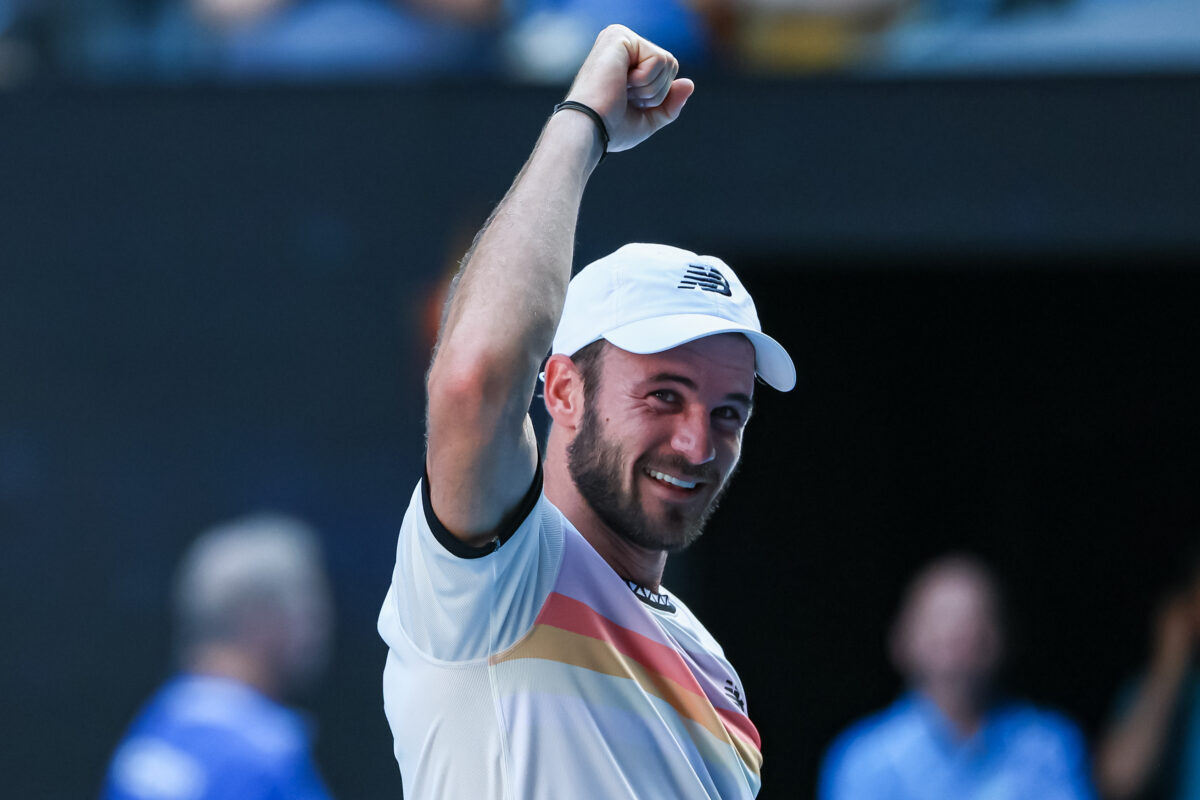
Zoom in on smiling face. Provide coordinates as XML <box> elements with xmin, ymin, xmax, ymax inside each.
<box><xmin>565</xmin><ymin>334</ymin><xmax>756</xmax><ymax>552</ymax></box>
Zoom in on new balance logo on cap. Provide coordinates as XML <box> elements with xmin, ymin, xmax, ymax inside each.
<box><xmin>677</xmin><ymin>264</ymin><xmax>732</xmax><ymax>296</ymax></box>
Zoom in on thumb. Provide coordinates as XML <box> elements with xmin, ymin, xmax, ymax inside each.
<box><xmin>658</xmin><ymin>78</ymin><xmax>695</xmax><ymax>123</ymax></box>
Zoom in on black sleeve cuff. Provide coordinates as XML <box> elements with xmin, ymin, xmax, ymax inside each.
<box><xmin>421</xmin><ymin>457</ymin><xmax>544</xmax><ymax>559</ymax></box>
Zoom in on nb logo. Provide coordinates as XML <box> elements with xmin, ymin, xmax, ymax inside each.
<box><xmin>724</xmin><ymin>680</ymin><xmax>745</xmax><ymax>712</ymax></box>
<box><xmin>678</xmin><ymin>264</ymin><xmax>732</xmax><ymax>297</ymax></box>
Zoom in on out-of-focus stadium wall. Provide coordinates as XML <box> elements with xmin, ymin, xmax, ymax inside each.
<box><xmin>3</xmin><ymin>78</ymin><xmax>1199</xmax><ymax>799</ymax></box>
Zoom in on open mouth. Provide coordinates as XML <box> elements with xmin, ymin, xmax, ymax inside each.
<box><xmin>645</xmin><ymin>468</ymin><xmax>701</xmax><ymax>492</ymax></box>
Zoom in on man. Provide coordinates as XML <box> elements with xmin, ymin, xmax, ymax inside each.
<box><xmin>1096</xmin><ymin>550</ymin><xmax>1200</xmax><ymax>800</ymax></box>
<box><xmin>376</xmin><ymin>25</ymin><xmax>795</xmax><ymax>799</ymax></box>
<box><xmin>102</xmin><ymin>514</ymin><xmax>334</xmax><ymax>800</ymax></box>
<box><xmin>819</xmin><ymin>555</ymin><xmax>1095</xmax><ymax>800</ymax></box>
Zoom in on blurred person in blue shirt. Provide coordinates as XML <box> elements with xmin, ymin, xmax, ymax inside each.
<box><xmin>101</xmin><ymin>513</ymin><xmax>334</xmax><ymax>800</ymax></box>
<box><xmin>820</xmin><ymin>554</ymin><xmax>1096</xmax><ymax>800</ymax></box>
<box><xmin>1097</xmin><ymin>550</ymin><xmax>1200</xmax><ymax>800</ymax></box>
<box><xmin>145</xmin><ymin>0</ymin><xmax>500</xmax><ymax>79</ymax></box>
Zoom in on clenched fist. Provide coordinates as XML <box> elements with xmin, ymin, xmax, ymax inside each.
<box><xmin>563</xmin><ymin>25</ymin><xmax>695</xmax><ymax>154</ymax></box>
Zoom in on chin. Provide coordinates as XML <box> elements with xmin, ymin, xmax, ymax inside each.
<box><xmin>624</xmin><ymin>514</ymin><xmax>704</xmax><ymax>554</ymax></box>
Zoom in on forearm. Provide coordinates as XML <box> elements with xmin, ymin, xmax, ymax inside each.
<box><xmin>432</xmin><ymin>110</ymin><xmax>601</xmax><ymax>402</ymax></box>
<box><xmin>424</xmin><ymin>111</ymin><xmax>602</xmax><ymax>539</ymax></box>
<box><xmin>1097</xmin><ymin>660</ymin><xmax>1188</xmax><ymax>799</ymax></box>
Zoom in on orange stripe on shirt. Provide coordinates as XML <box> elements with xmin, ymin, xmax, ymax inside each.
<box><xmin>535</xmin><ymin>591</ymin><xmax>761</xmax><ymax>751</ymax></box>
<box><xmin>491</xmin><ymin>595</ymin><xmax>762</xmax><ymax>773</ymax></box>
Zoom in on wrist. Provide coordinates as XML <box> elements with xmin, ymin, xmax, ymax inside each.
<box><xmin>542</xmin><ymin>108</ymin><xmax>605</xmax><ymax>172</ymax></box>
<box><xmin>553</xmin><ymin>100</ymin><xmax>609</xmax><ymax>163</ymax></box>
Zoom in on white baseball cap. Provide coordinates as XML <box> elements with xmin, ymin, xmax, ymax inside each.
<box><xmin>552</xmin><ymin>243</ymin><xmax>796</xmax><ymax>391</ymax></box>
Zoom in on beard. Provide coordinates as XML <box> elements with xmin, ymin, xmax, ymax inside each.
<box><xmin>566</xmin><ymin>402</ymin><xmax>729</xmax><ymax>553</ymax></box>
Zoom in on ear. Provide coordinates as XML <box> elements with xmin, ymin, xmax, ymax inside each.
<box><xmin>543</xmin><ymin>353</ymin><xmax>587</xmax><ymax>429</ymax></box>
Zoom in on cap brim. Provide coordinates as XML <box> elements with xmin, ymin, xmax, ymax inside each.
<box><xmin>602</xmin><ymin>313</ymin><xmax>797</xmax><ymax>392</ymax></box>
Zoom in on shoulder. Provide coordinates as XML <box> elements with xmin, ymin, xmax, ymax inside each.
<box><xmin>992</xmin><ymin>700</ymin><xmax>1089</xmax><ymax>760</ymax></box>
<box><xmin>382</xmin><ymin>472</ymin><xmax>567</xmax><ymax>661</ymax></box>
<box><xmin>655</xmin><ymin>587</ymin><xmax>726</xmax><ymax>655</ymax></box>
<box><xmin>823</xmin><ymin>697</ymin><xmax>921</xmax><ymax>776</ymax></box>
<box><xmin>818</xmin><ymin>700</ymin><xmax>921</xmax><ymax>800</ymax></box>
<box><xmin>399</xmin><ymin>462</ymin><xmax>557</xmax><ymax>565</ymax></box>
<box><xmin>106</xmin><ymin>678</ymin><xmax>316</xmax><ymax>799</ymax></box>
<box><xmin>167</xmin><ymin>677</ymin><xmax>310</xmax><ymax>760</ymax></box>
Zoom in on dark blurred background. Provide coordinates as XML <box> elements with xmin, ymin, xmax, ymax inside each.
<box><xmin>2</xmin><ymin>2</ymin><xmax>1200</xmax><ymax>798</ymax></box>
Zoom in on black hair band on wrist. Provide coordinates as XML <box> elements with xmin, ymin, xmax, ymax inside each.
<box><xmin>553</xmin><ymin>100</ymin><xmax>609</xmax><ymax>164</ymax></box>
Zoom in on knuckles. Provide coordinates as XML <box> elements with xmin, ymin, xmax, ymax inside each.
<box><xmin>599</xmin><ymin>23</ymin><xmax>635</xmax><ymax>41</ymax></box>
<box><xmin>578</xmin><ymin>26</ymin><xmax>685</xmax><ymax>129</ymax></box>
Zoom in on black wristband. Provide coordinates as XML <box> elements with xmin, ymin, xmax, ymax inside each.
<box><xmin>553</xmin><ymin>100</ymin><xmax>609</xmax><ymax>164</ymax></box>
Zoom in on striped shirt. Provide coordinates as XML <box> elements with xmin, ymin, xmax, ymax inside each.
<box><xmin>378</xmin><ymin>467</ymin><xmax>761</xmax><ymax>798</ymax></box>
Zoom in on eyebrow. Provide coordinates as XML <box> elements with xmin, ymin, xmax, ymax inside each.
<box><xmin>647</xmin><ymin>373</ymin><xmax>755</xmax><ymax>412</ymax></box>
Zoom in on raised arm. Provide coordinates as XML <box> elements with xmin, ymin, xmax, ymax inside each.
<box><xmin>424</xmin><ymin>26</ymin><xmax>694</xmax><ymax>546</ymax></box>
<box><xmin>1096</xmin><ymin>593</ymin><xmax>1193</xmax><ymax>799</ymax></box>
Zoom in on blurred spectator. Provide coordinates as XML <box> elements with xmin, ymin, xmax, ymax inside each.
<box><xmin>501</xmin><ymin>1</ymin><xmax>709</xmax><ymax>82</ymax></box>
<box><xmin>720</xmin><ymin>0</ymin><xmax>911</xmax><ymax>72</ymax></box>
<box><xmin>0</xmin><ymin>0</ymin><xmax>38</xmax><ymax>85</ymax></box>
<box><xmin>42</xmin><ymin>0</ymin><xmax>1200</xmax><ymax>80</ymax></box>
<box><xmin>1096</xmin><ymin>551</ymin><xmax>1200</xmax><ymax>800</ymax></box>
<box><xmin>101</xmin><ymin>513</ymin><xmax>335</xmax><ymax>800</ymax></box>
<box><xmin>171</xmin><ymin>0</ymin><xmax>500</xmax><ymax>79</ymax></box>
<box><xmin>879</xmin><ymin>0</ymin><xmax>1200</xmax><ymax>74</ymax></box>
<box><xmin>720</xmin><ymin>0</ymin><xmax>1078</xmax><ymax>73</ymax></box>
<box><xmin>70</xmin><ymin>0</ymin><xmax>500</xmax><ymax>81</ymax></box>
<box><xmin>819</xmin><ymin>554</ymin><xmax>1096</xmax><ymax>800</ymax></box>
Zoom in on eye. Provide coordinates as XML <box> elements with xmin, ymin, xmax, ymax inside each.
<box><xmin>712</xmin><ymin>406</ymin><xmax>744</xmax><ymax>425</ymax></box>
<box><xmin>650</xmin><ymin>389</ymin><xmax>681</xmax><ymax>404</ymax></box>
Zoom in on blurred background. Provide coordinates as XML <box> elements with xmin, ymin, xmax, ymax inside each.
<box><xmin>2</xmin><ymin>2</ymin><xmax>1200</xmax><ymax>798</ymax></box>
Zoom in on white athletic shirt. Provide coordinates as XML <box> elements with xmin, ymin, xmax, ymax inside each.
<box><xmin>377</xmin><ymin>464</ymin><xmax>763</xmax><ymax>798</ymax></box>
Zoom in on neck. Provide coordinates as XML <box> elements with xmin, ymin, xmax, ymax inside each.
<box><xmin>545</xmin><ymin>432</ymin><xmax>668</xmax><ymax>590</ymax></box>
<box><xmin>185</xmin><ymin>644</ymin><xmax>280</xmax><ymax>700</ymax></box>
<box><xmin>920</xmin><ymin>683</ymin><xmax>987</xmax><ymax>739</ymax></box>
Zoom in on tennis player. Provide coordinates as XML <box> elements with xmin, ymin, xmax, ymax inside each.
<box><xmin>378</xmin><ymin>24</ymin><xmax>795</xmax><ymax>799</ymax></box>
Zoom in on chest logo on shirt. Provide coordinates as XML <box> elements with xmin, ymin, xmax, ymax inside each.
<box><xmin>724</xmin><ymin>680</ymin><xmax>746</xmax><ymax>712</ymax></box>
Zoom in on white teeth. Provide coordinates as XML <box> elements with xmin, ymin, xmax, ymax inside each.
<box><xmin>647</xmin><ymin>470</ymin><xmax>697</xmax><ymax>490</ymax></box>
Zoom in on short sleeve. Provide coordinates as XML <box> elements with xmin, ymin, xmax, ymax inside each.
<box><xmin>377</xmin><ymin>464</ymin><xmax>565</xmax><ymax>663</ymax></box>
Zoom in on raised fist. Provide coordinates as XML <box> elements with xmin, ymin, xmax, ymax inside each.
<box><xmin>563</xmin><ymin>25</ymin><xmax>695</xmax><ymax>154</ymax></box>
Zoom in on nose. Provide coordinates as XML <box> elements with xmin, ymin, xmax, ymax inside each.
<box><xmin>670</xmin><ymin>407</ymin><xmax>716</xmax><ymax>465</ymax></box>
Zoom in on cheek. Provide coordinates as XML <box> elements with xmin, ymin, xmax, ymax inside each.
<box><xmin>625</xmin><ymin>416</ymin><xmax>675</xmax><ymax>454</ymax></box>
<box><xmin>598</xmin><ymin>417</ymin><xmax>656</xmax><ymax>476</ymax></box>
<box><xmin>717</xmin><ymin>435</ymin><xmax>743</xmax><ymax>476</ymax></box>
